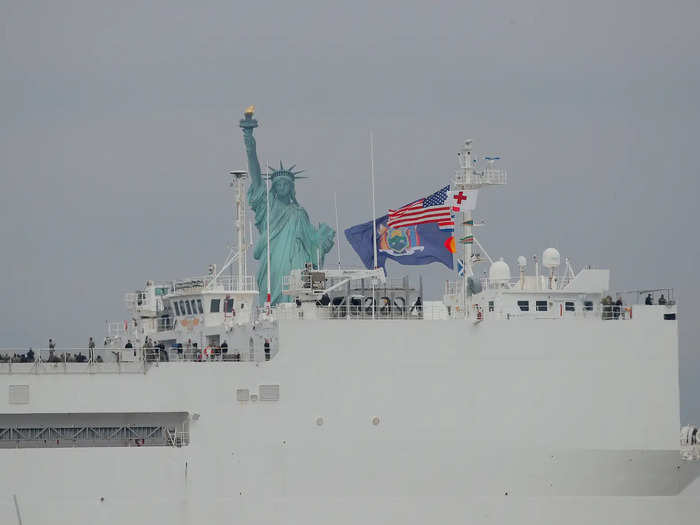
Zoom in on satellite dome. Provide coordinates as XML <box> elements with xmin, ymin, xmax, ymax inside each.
<box><xmin>542</xmin><ymin>248</ymin><xmax>561</xmax><ymax>269</ymax></box>
<box><xmin>517</xmin><ymin>256</ymin><xmax>527</xmax><ymax>268</ymax></box>
<box><xmin>489</xmin><ymin>258</ymin><xmax>511</xmax><ymax>284</ymax></box>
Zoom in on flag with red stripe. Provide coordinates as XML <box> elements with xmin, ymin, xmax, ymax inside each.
<box><xmin>388</xmin><ymin>185</ymin><xmax>454</xmax><ymax>230</ymax></box>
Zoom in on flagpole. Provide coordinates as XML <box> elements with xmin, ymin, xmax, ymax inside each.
<box><xmin>334</xmin><ymin>192</ymin><xmax>341</xmax><ymax>269</ymax></box>
<box><xmin>370</xmin><ymin>131</ymin><xmax>377</xmax><ymax>319</ymax></box>
<box><xmin>370</xmin><ymin>131</ymin><xmax>377</xmax><ymax>269</ymax></box>
<box><xmin>265</xmin><ymin>167</ymin><xmax>271</xmax><ymax>308</ymax></box>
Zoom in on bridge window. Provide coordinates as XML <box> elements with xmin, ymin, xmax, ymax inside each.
<box><xmin>173</xmin><ymin>302</ymin><xmax>181</xmax><ymax>316</ymax></box>
<box><xmin>210</xmin><ymin>299</ymin><xmax>220</xmax><ymax>313</ymax></box>
<box><xmin>196</xmin><ymin>299</ymin><xmax>203</xmax><ymax>314</ymax></box>
<box><xmin>565</xmin><ymin>301</ymin><xmax>575</xmax><ymax>312</ymax></box>
<box><xmin>224</xmin><ymin>298</ymin><xmax>234</xmax><ymax>313</ymax></box>
<box><xmin>536</xmin><ymin>301</ymin><xmax>548</xmax><ymax>312</ymax></box>
<box><xmin>517</xmin><ymin>300</ymin><xmax>529</xmax><ymax>312</ymax></box>
<box><xmin>185</xmin><ymin>301</ymin><xmax>192</xmax><ymax>315</ymax></box>
<box><xmin>190</xmin><ymin>300</ymin><xmax>197</xmax><ymax>315</ymax></box>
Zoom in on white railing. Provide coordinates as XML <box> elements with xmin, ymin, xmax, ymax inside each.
<box><xmin>205</xmin><ymin>274</ymin><xmax>257</xmax><ymax>292</ymax></box>
<box><xmin>271</xmin><ymin>304</ymin><xmax>440</xmax><ymax>321</ymax></box>
<box><xmin>454</xmin><ymin>168</ymin><xmax>507</xmax><ymax>187</ymax></box>
<box><xmin>165</xmin><ymin>429</ymin><xmax>190</xmax><ymax>447</ymax></box>
<box><xmin>145</xmin><ymin>275</ymin><xmax>258</xmax><ymax>295</ymax></box>
<box><xmin>0</xmin><ymin>348</ymin><xmax>147</xmax><ymax>375</ymax></box>
<box><xmin>0</xmin><ymin>344</ymin><xmax>272</xmax><ymax>374</ymax></box>
<box><xmin>269</xmin><ymin>300</ymin><xmax>641</xmax><ymax>322</ymax></box>
<box><xmin>283</xmin><ymin>274</ymin><xmax>409</xmax><ymax>294</ymax></box>
<box><xmin>144</xmin><ymin>348</ymin><xmax>261</xmax><ymax>363</ymax></box>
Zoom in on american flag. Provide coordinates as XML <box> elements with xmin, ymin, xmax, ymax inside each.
<box><xmin>388</xmin><ymin>185</ymin><xmax>454</xmax><ymax>230</ymax></box>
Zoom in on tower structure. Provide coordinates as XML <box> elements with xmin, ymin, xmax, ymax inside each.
<box><xmin>230</xmin><ymin>170</ymin><xmax>248</xmax><ymax>290</ymax></box>
<box><xmin>452</xmin><ymin>140</ymin><xmax>507</xmax><ymax>316</ymax></box>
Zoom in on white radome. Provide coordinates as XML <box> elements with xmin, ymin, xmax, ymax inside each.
<box><xmin>489</xmin><ymin>257</ymin><xmax>511</xmax><ymax>283</ymax></box>
<box><xmin>542</xmin><ymin>247</ymin><xmax>561</xmax><ymax>269</ymax></box>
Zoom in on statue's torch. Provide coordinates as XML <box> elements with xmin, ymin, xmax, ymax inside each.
<box><xmin>240</xmin><ymin>105</ymin><xmax>258</xmax><ymax>130</ymax></box>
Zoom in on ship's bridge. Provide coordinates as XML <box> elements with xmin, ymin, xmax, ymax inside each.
<box><xmin>117</xmin><ymin>272</ymin><xmax>259</xmax><ymax>347</ymax></box>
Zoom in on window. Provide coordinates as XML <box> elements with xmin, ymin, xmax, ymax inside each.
<box><xmin>565</xmin><ymin>301</ymin><xmax>575</xmax><ymax>312</ymax></box>
<box><xmin>179</xmin><ymin>301</ymin><xmax>186</xmax><ymax>315</ymax></box>
<box><xmin>488</xmin><ymin>301</ymin><xmax>494</xmax><ymax>312</ymax></box>
<box><xmin>197</xmin><ymin>299</ymin><xmax>203</xmax><ymax>314</ymax></box>
<box><xmin>536</xmin><ymin>301</ymin><xmax>548</xmax><ymax>312</ymax></box>
<box><xmin>185</xmin><ymin>301</ymin><xmax>192</xmax><ymax>315</ymax></box>
<box><xmin>155</xmin><ymin>287</ymin><xmax>169</xmax><ymax>296</ymax></box>
<box><xmin>583</xmin><ymin>301</ymin><xmax>593</xmax><ymax>311</ymax></box>
<box><xmin>190</xmin><ymin>300</ymin><xmax>197</xmax><ymax>315</ymax></box>
<box><xmin>210</xmin><ymin>299</ymin><xmax>220</xmax><ymax>313</ymax></box>
<box><xmin>173</xmin><ymin>302</ymin><xmax>181</xmax><ymax>316</ymax></box>
<box><xmin>517</xmin><ymin>300</ymin><xmax>529</xmax><ymax>312</ymax></box>
<box><xmin>224</xmin><ymin>298</ymin><xmax>234</xmax><ymax>313</ymax></box>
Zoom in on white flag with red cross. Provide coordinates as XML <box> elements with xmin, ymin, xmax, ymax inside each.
<box><xmin>448</xmin><ymin>189</ymin><xmax>478</xmax><ymax>213</ymax></box>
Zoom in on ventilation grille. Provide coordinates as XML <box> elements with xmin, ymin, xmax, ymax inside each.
<box><xmin>259</xmin><ymin>384</ymin><xmax>280</xmax><ymax>402</ymax></box>
<box><xmin>236</xmin><ymin>388</ymin><xmax>250</xmax><ymax>402</ymax></box>
<box><xmin>9</xmin><ymin>385</ymin><xmax>29</xmax><ymax>404</ymax></box>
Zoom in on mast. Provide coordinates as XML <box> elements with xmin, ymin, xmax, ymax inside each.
<box><xmin>369</xmin><ymin>132</ymin><xmax>377</xmax><ymax>319</ymax></box>
<box><xmin>334</xmin><ymin>192</ymin><xmax>341</xmax><ymax>269</ymax></box>
<box><xmin>230</xmin><ymin>170</ymin><xmax>248</xmax><ymax>290</ymax></box>
<box><xmin>370</xmin><ymin>132</ymin><xmax>377</xmax><ymax>269</ymax></box>
<box><xmin>452</xmin><ymin>141</ymin><xmax>506</xmax><ymax>318</ymax></box>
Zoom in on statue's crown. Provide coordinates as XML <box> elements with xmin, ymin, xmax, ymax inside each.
<box><xmin>265</xmin><ymin>161</ymin><xmax>307</xmax><ymax>181</ymax></box>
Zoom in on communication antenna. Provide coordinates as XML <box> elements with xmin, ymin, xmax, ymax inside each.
<box><xmin>230</xmin><ymin>170</ymin><xmax>248</xmax><ymax>290</ymax></box>
<box><xmin>334</xmin><ymin>192</ymin><xmax>341</xmax><ymax>268</ymax></box>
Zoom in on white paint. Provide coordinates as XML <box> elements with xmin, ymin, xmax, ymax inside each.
<box><xmin>0</xmin><ymin>316</ymin><xmax>698</xmax><ymax>524</ymax></box>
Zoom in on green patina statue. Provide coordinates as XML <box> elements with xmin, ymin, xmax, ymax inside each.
<box><xmin>240</xmin><ymin>106</ymin><xmax>335</xmax><ymax>305</ymax></box>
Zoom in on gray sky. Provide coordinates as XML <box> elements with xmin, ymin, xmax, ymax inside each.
<box><xmin>1</xmin><ymin>0</ymin><xmax>699</xmax><ymax>421</ymax></box>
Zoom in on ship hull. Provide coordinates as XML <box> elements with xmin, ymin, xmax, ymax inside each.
<box><xmin>1</xmin><ymin>318</ymin><xmax>698</xmax><ymax>523</ymax></box>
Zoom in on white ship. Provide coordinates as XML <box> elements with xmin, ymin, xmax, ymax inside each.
<box><xmin>0</xmin><ymin>137</ymin><xmax>698</xmax><ymax>525</ymax></box>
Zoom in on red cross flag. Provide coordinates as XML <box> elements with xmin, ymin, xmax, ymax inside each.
<box><xmin>448</xmin><ymin>189</ymin><xmax>478</xmax><ymax>212</ymax></box>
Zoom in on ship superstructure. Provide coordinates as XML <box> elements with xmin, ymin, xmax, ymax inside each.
<box><xmin>0</xmin><ymin>139</ymin><xmax>698</xmax><ymax>525</ymax></box>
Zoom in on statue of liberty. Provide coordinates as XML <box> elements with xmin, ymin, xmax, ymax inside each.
<box><xmin>240</xmin><ymin>106</ymin><xmax>335</xmax><ymax>305</ymax></box>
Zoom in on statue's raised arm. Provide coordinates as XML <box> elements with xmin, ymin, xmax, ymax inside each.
<box><xmin>239</xmin><ymin>105</ymin><xmax>262</xmax><ymax>188</ymax></box>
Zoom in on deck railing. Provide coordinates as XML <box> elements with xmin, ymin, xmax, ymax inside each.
<box><xmin>0</xmin><ymin>348</ymin><xmax>147</xmax><ymax>375</ymax></box>
<box><xmin>269</xmin><ymin>300</ymin><xmax>653</xmax><ymax>322</ymax></box>
<box><xmin>0</xmin><ymin>344</ymin><xmax>272</xmax><ymax>374</ymax></box>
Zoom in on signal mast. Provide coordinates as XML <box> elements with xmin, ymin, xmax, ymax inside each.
<box><xmin>452</xmin><ymin>140</ymin><xmax>507</xmax><ymax>318</ymax></box>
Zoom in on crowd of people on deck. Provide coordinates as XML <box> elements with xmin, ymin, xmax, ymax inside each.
<box><xmin>600</xmin><ymin>292</ymin><xmax>670</xmax><ymax>320</ymax></box>
<box><xmin>645</xmin><ymin>293</ymin><xmax>667</xmax><ymax>305</ymax></box>
<box><xmin>601</xmin><ymin>295</ymin><xmax>625</xmax><ymax>320</ymax></box>
<box><xmin>1</xmin><ymin>333</ymin><xmax>272</xmax><ymax>364</ymax></box>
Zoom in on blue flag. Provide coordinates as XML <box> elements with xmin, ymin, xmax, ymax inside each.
<box><xmin>344</xmin><ymin>214</ymin><xmax>454</xmax><ymax>270</ymax></box>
